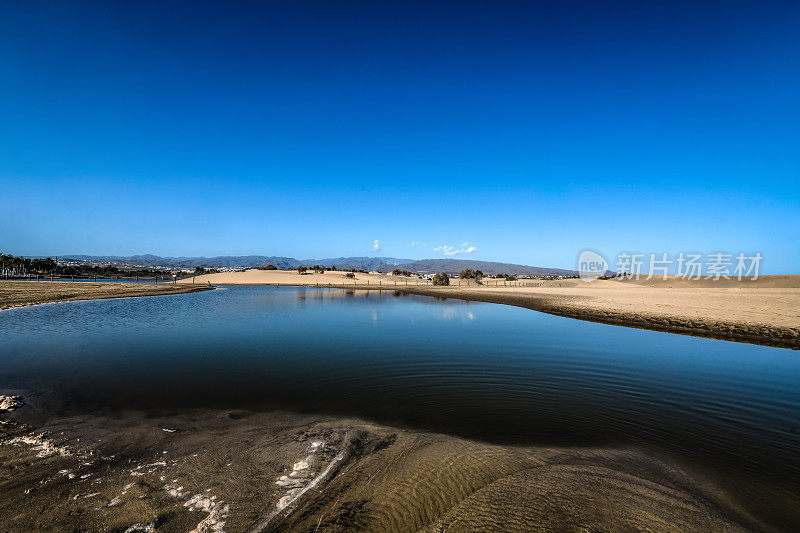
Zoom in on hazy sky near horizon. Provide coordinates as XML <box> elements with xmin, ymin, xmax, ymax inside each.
<box><xmin>1</xmin><ymin>1</ymin><xmax>798</xmax><ymax>271</ymax></box>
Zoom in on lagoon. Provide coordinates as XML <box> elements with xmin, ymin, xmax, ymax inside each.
<box><xmin>1</xmin><ymin>285</ymin><xmax>798</xmax><ymax>528</ymax></box>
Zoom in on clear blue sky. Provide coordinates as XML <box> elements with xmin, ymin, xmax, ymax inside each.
<box><xmin>2</xmin><ymin>1</ymin><xmax>798</xmax><ymax>271</ymax></box>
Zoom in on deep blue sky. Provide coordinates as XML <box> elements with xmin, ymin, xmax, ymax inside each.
<box><xmin>2</xmin><ymin>1</ymin><xmax>798</xmax><ymax>271</ymax></box>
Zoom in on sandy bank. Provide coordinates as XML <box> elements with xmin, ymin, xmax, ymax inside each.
<box><xmin>183</xmin><ymin>270</ymin><xmax>800</xmax><ymax>349</ymax></box>
<box><xmin>0</xmin><ymin>280</ymin><xmax>212</xmax><ymax>311</ymax></box>
<box><xmin>399</xmin><ymin>282</ymin><xmax>800</xmax><ymax>349</ymax></box>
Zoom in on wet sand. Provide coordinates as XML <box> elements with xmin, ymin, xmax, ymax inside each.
<box><xmin>181</xmin><ymin>270</ymin><xmax>800</xmax><ymax>349</ymax></box>
<box><xmin>0</xmin><ymin>396</ymin><xmax>764</xmax><ymax>532</ymax></box>
<box><xmin>0</xmin><ymin>280</ymin><xmax>212</xmax><ymax>311</ymax></box>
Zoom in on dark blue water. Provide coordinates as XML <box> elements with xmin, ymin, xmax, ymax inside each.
<box><xmin>1</xmin><ymin>285</ymin><xmax>798</xmax><ymax>525</ymax></box>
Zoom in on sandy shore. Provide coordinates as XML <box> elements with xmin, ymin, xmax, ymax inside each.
<box><xmin>0</xmin><ymin>396</ymin><xmax>765</xmax><ymax>532</ymax></box>
<box><xmin>0</xmin><ymin>280</ymin><xmax>213</xmax><ymax>311</ymax></box>
<box><xmin>181</xmin><ymin>270</ymin><xmax>800</xmax><ymax>349</ymax></box>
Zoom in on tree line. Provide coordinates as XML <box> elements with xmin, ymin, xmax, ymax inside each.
<box><xmin>0</xmin><ymin>253</ymin><xmax>172</xmax><ymax>278</ymax></box>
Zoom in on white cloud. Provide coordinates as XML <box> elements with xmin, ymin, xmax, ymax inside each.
<box><xmin>410</xmin><ymin>241</ymin><xmax>428</xmax><ymax>247</ymax></box>
<box><xmin>433</xmin><ymin>245</ymin><xmax>455</xmax><ymax>256</ymax></box>
<box><xmin>372</xmin><ymin>239</ymin><xmax>381</xmax><ymax>252</ymax></box>
<box><xmin>433</xmin><ymin>243</ymin><xmax>477</xmax><ymax>256</ymax></box>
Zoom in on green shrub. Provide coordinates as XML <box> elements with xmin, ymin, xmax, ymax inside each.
<box><xmin>459</xmin><ymin>268</ymin><xmax>484</xmax><ymax>280</ymax></box>
<box><xmin>432</xmin><ymin>272</ymin><xmax>450</xmax><ymax>286</ymax></box>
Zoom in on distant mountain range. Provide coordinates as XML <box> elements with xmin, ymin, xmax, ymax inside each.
<box><xmin>377</xmin><ymin>259</ymin><xmax>578</xmax><ymax>276</ymax></box>
<box><xmin>57</xmin><ymin>254</ymin><xmax>579</xmax><ymax>276</ymax></box>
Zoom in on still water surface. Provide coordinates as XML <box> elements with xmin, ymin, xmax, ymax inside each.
<box><xmin>1</xmin><ymin>285</ymin><xmax>798</xmax><ymax>526</ymax></box>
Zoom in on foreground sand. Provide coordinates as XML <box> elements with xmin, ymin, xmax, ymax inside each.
<box><xmin>181</xmin><ymin>270</ymin><xmax>800</xmax><ymax>349</ymax></box>
<box><xmin>0</xmin><ymin>280</ymin><xmax>212</xmax><ymax>311</ymax></box>
<box><xmin>0</xmin><ymin>397</ymin><xmax>767</xmax><ymax>532</ymax></box>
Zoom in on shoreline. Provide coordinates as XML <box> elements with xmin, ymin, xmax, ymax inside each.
<box><xmin>3</xmin><ymin>274</ymin><xmax>797</xmax><ymax>349</ymax></box>
<box><xmin>187</xmin><ymin>277</ymin><xmax>800</xmax><ymax>350</ymax></box>
<box><xmin>392</xmin><ymin>285</ymin><xmax>800</xmax><ymax>350</ymax></box>
<box><xmin>0</xmin><ymin>280</ymin><xmax>213</xmax><ymax>311</ymax></box>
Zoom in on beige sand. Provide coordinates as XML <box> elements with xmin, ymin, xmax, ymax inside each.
<box><xmin>0</xmin><ymin>280</ymin><xmax>212</xmax><ymax>311</ymax></box>
<box><xmin>182</xmin><ymin>270</ymin><xmax>800</xmax><ymax>349</ymax></box>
